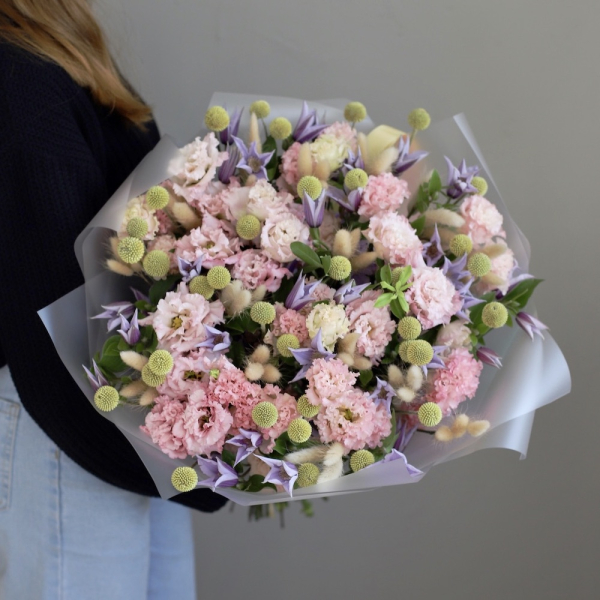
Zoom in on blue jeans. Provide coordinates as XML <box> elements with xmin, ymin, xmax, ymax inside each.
<box><xmin>0</xmin><ymin>366</ymin><xmax>197</xmax><ymax>600</ymax></box>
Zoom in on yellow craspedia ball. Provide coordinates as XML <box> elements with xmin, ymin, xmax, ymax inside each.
<box><xmin>269</xmin><ymin>117</ymin><xmax>292</xmax><ymax>140</ymax></box>
<box><xmin>206</xmin><ymin>266</ymin><xmax>231</xmax><ymax>290</ymax></box>
<box><xmin>250</xmin><ymin>100</ymin><xmax>271</xmax><ymax>119</ymax></box>
<box><xmin>236</xmin><ymin>214</ymin><xmax>261</xmax><ymax>240</ymax></box>
<box><xmin>146</xmin><ymin>186</ymin><xmax>170</xmax><ymax>210</ymax></box>
<box><xmin>297</xmin><ymin>395</ymin><xmax>320</xmax><ymax>419</ymax></box>
<box><xmin>328</xmin><ymin>256</ymin><xmax>352</xmax><ymax>281</ymax></box>
<box><xmin>204</xmin><ymin>106</ymin><xmax>230</xmax><ymax>132</ymax></box>
<box><xmin>94</xmin><ymin>386</ymin><xmax>120</xmax><ymax>412</ymax></box>
<box><xmin>481</xmin><ymin>302</ymin><xmax>508</xmax><ymax>329</ymax></box>
<box><xmin>344</xmin><ymin>101</ymin><xmax>367</xmax><ymax>123</ymax></box>
<box><xmin>143</xmin><ymin>250</ymin><xmax>170</xmax><ymax>279</ymax></box>
<box><xmin>189</xmin><ymin>275</ymin><xmax>214</xmax><ymax>299</ymax></box>
<box><xmin>276</xmin><ymin>334</ymin><xmax>300</xmax><ymax>358</ymax></box>
<box><xmin>117</xmin><ymin>236</ymin><xmax>145</xmax><ymax>264</ymax></box>
<box><xmin>450</xmin><ymin>234</ymin><xmax>473</xmax><ymax>256</ymax></box>
<box><xmin>344</xmin><ymin>168</ymin><xmax>368</xmax><ymax>191</ymax></box>
<box><xmin>148</xmin><ymin>349</ymin><xmax>174</xmax><ymax>376</ymax></box>
<box><xmin>250</xmin><ymin>302</ymin><xmax>276</xmax><ymax>325</ymax></box>
<box><xmin>171</xmin><ymin>467</ymin><xmax>198</xmax><ymax>493</ymax></box>
<box><xmin>398</xmin><ymin>340</ymin><xmax>411</xmax><ymax>362</ymax></box>
<box><xmin>126</xmin><ymin>217</ymin><xmax>149</xmax><ymax>239</ymax></box>
<box><xmin>287</xmin><ymin>418</ymin><xmax>312</xmax><ymax>444</ymax></box>
<box><xmin>418</xmin><ymin>402</ymin><xmax>442</xmax><ymax>427</ymax></box>
<box><xmin>252</xmin><ymin>401</ymin><xmax>279</xmax><ymax>428</ymax></box>
<box><xmin>141</xmin><ymin>363</ymin><xmax>166</xmax><ymax>387</ymax></box>
<box><xmin>407</xmin><ymin>108</ymin><xmax>431</xmax><ymax>131</ymax></box>
<box><xmin>397</xmin><ymin>316</ymin><xmax>421</xmax><ymax>340</ymax></box>
<box><xmin>350</xmin><ymin>449</ymin><xmax>375</xmax><ymax>472</ymax></box>
<box><xmin>297</xmin><ymin>175</ymin><xmax>322</xmax><ymax>200</ymax></box>
<box><xmin>406</xmin><ymin>340</ymin><xmax>434</xmax><ymax>366</ymax></box>
<box><xmin>471</xmin><ymin>176</ymin><xmax>488</xmax><ymax>196</ymax></box>
<box><xmin>467</xmin><ymin>252</ymin><xmax>492</xmax><ymax>277</ymax></box>
<box><xmin>297</xmin><ymin>463</ymin><xmax>320</xmax><ymax>488</ymax></box>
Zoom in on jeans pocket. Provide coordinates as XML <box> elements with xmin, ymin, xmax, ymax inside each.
<box><xmin>0</xmin><ymin>397</ymin><xmax>20</xmax><ymax>511</ymax></box>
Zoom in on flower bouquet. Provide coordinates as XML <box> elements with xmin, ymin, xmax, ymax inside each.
<box><xmin>40</xmin><ymin>93</ymin><xmax>570</xmax><ymax>517</ymax></box>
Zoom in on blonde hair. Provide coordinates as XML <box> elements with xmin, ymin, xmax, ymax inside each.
<box><xmin>0</xmin><ymin>0</ymin><xmax>152</xmax><ymax>126</ymax></box>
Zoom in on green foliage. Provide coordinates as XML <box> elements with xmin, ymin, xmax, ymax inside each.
<box><xmin>502</xmin><ymin>278</ymin><xmax>543</xmax><ymax>312</ymax></box>
<box><xmin>226</xmin><ymin>340</ymin><xmax>246</xmax><ymax>369</ymax></box>
<box><xmin>428</xmin><ymin>169</ymin><xmax>442</xmax><ymax>195</ymax></box>
<box><xmin>290</xmin><ymin>241</ymin><xmax>322</xmax><ymax>268</ymax></box>
<box><xmin>226</xmin><ymin>311</ymin><xmax>260</xmax><ymax>334</ymax></box>
<box><xmin>375</xmin><ymin>265</ymin><xmax>411</xmax><ymax>315</ymax></box>
<box><xmin>359</xmin><ymin>369</ymin><xmax>373</xmax><ymax>387</ymax></box>
<box><xmin>96</xmin><ymin>335</ymin><xmax>128</xmax><ymax>374</ymax></box>
<box><xmin>301</xmin><ymin>500</ymin><xmax>314</xmax><ymax>517</ymax></box>
<box><xmin>411</xmin><ymin>214</ymin><xmax>426</xmax><ymax>237</ymax></box>
<box><xmin>149</xmin><ymin>274</ymin><xmax>181</xmax><ymax>306</ymax></box>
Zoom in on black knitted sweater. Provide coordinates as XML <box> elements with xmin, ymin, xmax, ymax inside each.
<box><xmin>0</xmin><ymin>43</ymin><xmax>226</xmax><ymax>513</ymax></box>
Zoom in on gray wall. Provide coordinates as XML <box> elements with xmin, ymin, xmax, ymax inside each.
<box><xmin>97</xmin><ymin>1</ymin><xmax>597</xmax><ymax>598</ymax></box>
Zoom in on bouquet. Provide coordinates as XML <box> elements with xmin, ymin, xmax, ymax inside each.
<box><xmin>40</xmin><ymin>94</ymin><xmax>570</xmax><ymax>518</ymax></box>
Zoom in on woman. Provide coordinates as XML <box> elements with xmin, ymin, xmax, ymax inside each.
<box><xmin>0</xmin><ymin>1</ymin><xmax>226</xmax><ymax>598</ymax></box>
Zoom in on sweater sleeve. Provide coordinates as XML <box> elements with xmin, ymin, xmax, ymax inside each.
<box><xmin>0</xmin><ymin>47</ymin><xmax>227</xmax><ymax>513</ymax></box>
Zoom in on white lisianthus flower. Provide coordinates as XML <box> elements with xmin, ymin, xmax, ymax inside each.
<box><xmin>246</xmin><ymin>180</ymin><xmax>292</xmax><ymax>221</ymax></box>
<box><xmin>260</xmin><ymin>209</ymin><xmax>310</xmax><ymax>263</ymax></box>
<box><xmin>436</xmin><ymin>320</ymin><xmax>472</xmax><ymax>349</ymax></box>
<box><xmin>306</xmin><ymin>303</ymin><xmax>350</xmax><ymax>351</ymax></box>
<box><xmin>310</xmin><ymin>133</ymin><xmax>352</xmax><ymax>171</ymax></box>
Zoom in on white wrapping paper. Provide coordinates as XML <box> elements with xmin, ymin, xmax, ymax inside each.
<box><xmin>39</xmin><ymin>94</ymin><xmax>570</xmax><ymax>506</ymax></box>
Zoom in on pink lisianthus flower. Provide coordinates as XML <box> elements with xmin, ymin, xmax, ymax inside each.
<box><xmin>364</xmin><ymin>211</ymin><xmax>425</xmax><ymax>268</ymax></box>
<box><xmin>140</xmin><ymin>396</ymin><xmax>187</xmax><ymax>459</ymax></box>
<box><xmin>187</xmin><ymin>180</ymin><xmax>235</xmax><ymax>220</ymax></box>
<box><xmin>181</xmin><ymin>388</ymin><xmax>233</xmax><ymax>456</ymax></box>
<box><xmin>321</xmin><ymin>121</ymin><xmax>358</xmax><ymax>153</ymax></box>
<box><xmin>314</xmin><ymin>388</ymin><xmax>391</xmax><ymax>452</ymax></box>
<box><xmin>157</xmin><ymin>349</ymin><xmax>234</xmax><ymax>400</ymax></box>
<box><xmin>147</xmin><ymin>234</ymin><xmax>179</xmax><ymax>274</ymax></box>
<box><xmin>405</xmin><ymin>266</ymin><xmax>462</xmax><ymax>330</ymax></box>
<box><xmin>139</xmin><ymin>282</ymin><xmax>224</xmax><ymax>353</ymax></box>
<box><xmin>155</xmin><ymin>210</ymin><xmax>176</xmax><ymax>235</ymax></box>
<box><xmin>345</xmin><ymin>290</ymin><xmax>396</xmax><ymax>363</ymax></box>
<box><xmin>305</xmin><ymin>358</ymin><xmax>357</xmax><ymax>406</ymax></box>
<box><xmin>231</xmin><ymin>249</ymin><xmax>291</xmax><ymax>292</ymax></box>
<box><xmin>259</xmin><ymin>385</ymin><xmax>300</xmax><ymax>453</ymax></box>
<box><xmin>175</xmin><ymin>214</ymin><xmax>241</xmax><ymax>268</ymax></box>
<box><xmin>424</xmin><ymin>347</ymin><xmax>483</xmax><ymax>415</ymax></box>
<box><xmin>169</xmin><ymin>133</ymin><xmax>228</xmax><ymax>202</ymax></box>
<box><xmin>459</xmin><ymin>195</ymin><xmax>506</xmax><ymax>245</ymax></box>
<box><xmin>271</xmin><ymin>304</ymin><xmax>309</xmax><ymax>344</ymax></box>
<box><xmin>260</xmin><ymin>208</ymin><xmax>310</xmax><ymax>263</ymax></box>
<box><xmin>357</xmin><ymin>173</ymin><xmax>410</xmax><ymax>220</ymax></box>
<box><xmin>246</xmin><ymin>179</ymin><xmax>293</xmax><ymax>221</ymax></box>
<box><xmin>279</xmin><ymin>141</ymin><xmax>302</xmax><ymax>189</ymax></box>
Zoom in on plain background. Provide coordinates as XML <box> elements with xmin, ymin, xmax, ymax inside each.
<box><xmin>96</xmin><ymin>1</ymin><xmax>596</xmax><ymax>598</ymax></box>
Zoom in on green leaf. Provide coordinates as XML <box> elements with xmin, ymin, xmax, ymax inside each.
<box><xmin>149</xmin><ymin>274</ymin><xmax>181</xmax><ymax>306</ymax></box>
<box><xmin>389</xmin><ymin>297</ymin><xmax>405</xmax><ymax>319</ymax></box>
<box><xmin>244</xmin><ymin>475</ymin><xmax>269</xmax><ymax>493</ymax></box>
<box><xmin>382</xmin><ymin>411</ymin><xmax>399</xmax><ymax>454</ymax></box>
<box><xmin>428</xmin><ymin>169</ymin><xmax>442</xmax><ymax>195</ymax></box>
<box><xmin>301</xmin><ymin>500</ymin><xmax>314</xmax><ymax>517</ymax></box>
<box><xmin>398</xmin><ymin>295</ymin><xmax>409</xmax><ymax>312</ymax></box>
<box><xmin>97</xmin><ymin>335</ymin><xmax>128</xmax><ymax>373</ymax></box>
<box><xmin>381</xmin><ymin>282</ymin><xmax>396</xmax><ymax>292</ymax></box>
<box><xmin>411</xmin><ymin>214</ymin><xmax>426</xmax><ymax>237</ymax></box>
<box><xmin>320</xmin><ymin>254</ymin><xmax>331</xmax><ymax>275</ymax></box>
<box><xmin>415</xmin><ymin>184</ymin><xmax>429</xmax><ymax>214</ymax></box>
<box><xmin>502</xmin><ymin>278</ymin><xmax>543</xmax><ymax>311</ymax></box>
<box><xmin>374</xmin><ymin>293</ymin><xmax>395</xmax><ymax>308</ymax></box>
<box><xmin>221</xmin><ymin>448</ymin><xmax>236</xmax><ymax>467</ymax></box>
<box><xmin>359</xmin><ymin>370</ymin><xmax>373</xmax><ymax>387</ymax></box>
<box><xmin>226</xmin><ymin>341</ymin><xmax>246</xmax><ymax>369</ymax></box>
<box><xmin>262</xmin><ymin>135</ymin><xmax>277</xmax><ymax>154</ymax></box>
<box><xmin>290</xmin><ymin>242</ymin><xmax>322</xmax><ymax>268</ymax></box>
<box><xmin>399</xmin><ymin>265</ymin><xmax>412</xmax><ymax>286</ymax></box>
<box><xmin>380</xmin><ymin>264</ymin><xmax>392</xmax><ymax>284</ymax></box>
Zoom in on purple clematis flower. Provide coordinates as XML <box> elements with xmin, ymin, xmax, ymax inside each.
<box><xmin>285</xmin><ymin>273</ymin><xmax>321</xmax><ymax>310</ymax></box>
<box><xmin>218</xmin><ymin>107</ymin><xmax>243</xmax><ymax>145</ymax></box>
<box><xmin>227</xmin><ymin>429</ymin><xmax>264</xmax><ymax>466</ymax></box>
<box><xmin>233</xmin><ymin>137</ymin><xmax>274</xmax><ymax>180</ymax></box>
<box><xmin>328</xmin><ymin>184</ymin><xmax>363</xmax><ymax>212</ymax></box>
<box><xmin>422</xmin><ymin>346</ymin><xmax>446</xmax><ymax>377</ymax></box>
<box><xmin>256</xmin><ymin>456</ymin><xmax>299</xmax><ymax>497</ymax></box>
<box><xmin>374</xmin><ymin>449</ymin><xmax>423</xmax><ymax>476</ymax></box>
<box><xmin>441</xmin><ymin>254</ymin><xmax>483</xmax><ymax>321</ymax></box>
<box><xmin>117</xmin><ymin>309</ymin><xmax>140</xmax><ymax>345</ymax></box>
<box><xmin>333</xmin><ymin>279</ymin><xmax>370</xmax><ymax>305</ymax></box>
<box><xmin>82</xmin><ymin>360</ymin><xmax>109</xmax><ymax>391</ymax></box>
<box><xmin>218</xmin><ymin>144</ymin><xmax>241</xmax><ymax>184</ymax></box>
<box><xmin>343</xmin><ymin>147</ymin><xmax>365</xmax><ymax>172</ymax></box>
<box><xmin>370</xmin><ymin>377</ymin><xmax>396</xmax><ymax>413</ymax></box>
<box><xmin>131</xmin><ymin>288</ymin><xmax>149</xmax><ymax>304</ymax></box>
<box><xmin>196</xmin><ymin>325</ymin><xmax>231</xmax><ymax>353</ymax></box>
<box><xmin>392</xmin><ymin>135</ymin><xmax>429</xmax><ymax>175</ymax></box>
<box><xmin>516</xmin><ymin>312</ymin><xmax>548</xmax><ymax>340</ymax></box>
<box><xmin>445</xmin><ymin>157</ymin><xmax>479</xmax><ymax>199</ymax></box>
<box><xmin>290</xmin><ymin>329</ymin><xmax>335</xmax><ymax>382</ymax></box>
<box><xmin>178</xmin><ymin>256</ymin><xmax>204</xmax><ymax>282</ymax></box>
<box><xmin>422</xmin><ymin>224</ymin><xmax>444</xmax><ymax>267</ymax></box>
<box><xmin>91</xmin><ymin>301</ymin><xmax>135</xmax><ymax>332</ymax></box>
<box><xmin>394</xmin><ymin>421</ymin><xmax>418</xmax><ymax>453</ymax></box>
<box><xmin>302</xmin><ymin>191</ymin><xmax>327</xmax><ymax>228</ymax></box>
<box><xmin>477</xmin><ymin>346</ymin><xmax>503</xmax><ymax>368</ymax></box>
<box><xmin>293</xmin><ymin>101</ymin><xmax>328</xmax><ymax>143</ymax></box>
<box><xmin>196</xmin><ymin>456</ymin><xmax>238</xmax><ymax>491</ymax></box>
